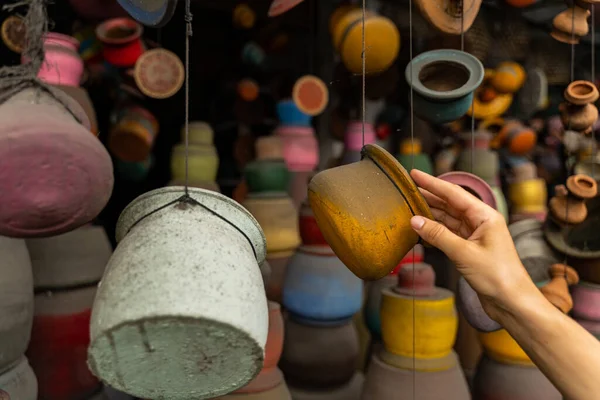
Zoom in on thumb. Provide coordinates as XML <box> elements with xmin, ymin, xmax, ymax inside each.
<box><xmin>410</xmin><ymin>216</ymin><xmax>466</xmax><ymax>261</ymax></box>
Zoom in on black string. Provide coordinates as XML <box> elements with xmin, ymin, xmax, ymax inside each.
<box><xmin>184</xmin><ymin>0</ymin><xmax>193</xmax><ymax>196</ymax></box>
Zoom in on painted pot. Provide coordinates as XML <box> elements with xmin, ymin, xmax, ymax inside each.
<box><xmin>275</xmin><ymin>126</ymin><xmax>319</xmax><ymax>172</ymax></box>
<box><xmin>549</xmin><ymin>174</ymin><xmax>598</xmax><ymax>225</ymax></box>
<box><xmin>396</xmin><ymin>139</ymin><xmax>434</xmax><ymax>175</ymax></box>
<box><xmin>361</xmin><ymin>353</ymin><xmax>469</xmax><ymax>400</ymax></box>
<box><xmin>0</xmin><ymin>357</ymin><xmax>37</xmax><ymax>400</ymax></box>
<box><xmin>490</xmin><ymin>62</ymin><xmax>526</xmax><ymax>94</ymax></box>
<box><xmin>279</xmin><ymin>317</ymin><xmax>359</xmax><ymax>388</ymax></box>
<box><xmin>243</xmin><ymin>193</ymin><xmax>301</xmax><ymax>258</ymax></box>
<box><xmin>52</xmin><ymin>85</ymin><xmax>98</xmax><ymax>135</ymax></box>
<box><xmin>308</xmin><ymin>144</ymin><xmax>434</xmax><ymax>281</ymax></box>
<box><xmin>235</xmin><ymin>302</ymin><xmax>284</xmax><ymax>394</ymax></box>
<box><xmin>95</xmin><ymin>18</ymin><xmax>144</xmax><ymax>68</ymax></box>
<box><xmin>27</xmin><ymin>287</ymin><xmax>100</xmax><ymax>400</ymax></box>
<box><xmin>276</xmin><ymin>100</ymin><xmax>311</xmax><ymax>127</ymax></box>
<box><xmin>110</xmin><ymin>105</ymin><xmax>159</xmax><ymax>163</ymax></box>
<box><xmin>0</xmin><ymin>236</ymin><xmax>33</xmax><ymax>372</ymax></box>
<box><xmin>572</xmin><ymin>281</ymin><xmax>600</xmax><ymax>321</ymax></box>
<box><xmin>265</xmin><ymin>255</ymin><xmax>290</xmax><ymax>303</ymax></box>
<box><xmin>551</xmin><ymin>6</ymin><xmax>590</xmax><ymax>44</ymax></box>
<box><xmin>219</xmin><ymin>382</ymin><xmax>291</xmax><ymax>399</ymax></box>
<box><xmin>406</xmin><ymin>50</ymin><xmax>484</xmax><ymax>124</ymax></box>
<box><xmin>283</xmin><ymin>245</ymin><xmax>363</xmax><ymax>322</ymax></box>
<box><xmin>245</xmin><ymin>160</ymin><xmax>291</xmax><ymax>193</ymax></box>
<box><xmin>508</xmin><ymin>178</ymin><xmax>547</xmax><ymax>214</ymax></box>
<box><xmin>330</xmin><ymin>7</ymin><xmax>400</xmax><ymax>75</ymax></box>
<box><xmin>21</xmin><ymin>33</ymin><xmax>83</xmax><ymax>87</ymax></box>
<box><xmin>0</xmin><ymin>88</ymin><xmax>113</xmax><ymax>238</ymax></box>
<box><xmin>88</xmin><ymin>187</ymin><xmax>269</xmax><ymax>399</ymax></box>
<box><xmin>381</xmin><ymin>263</ymin><xmax>458</xmax><ymax>360</ymax></box>
<box><xmin>479</xmin><ymin>329</ymin><xmax>533</xmax><ymax>366</ymax></box>
<box><xmin>116</xmin><ymin>0</ymin><xmax>177</xmax><ymax>27</ymax></box>
<box><xmin>26</xmin><ymin>225</ymin><xmax>111</xmax><ymax>289</ymax></box>
<box><xmin>288</xmin><ymin>372</ymin><xmax>364</xmax><ymax>400</ymax></box>
<box><xmin>473</xmin><ymin>356</ymin><xmax>561</xmax><ymax>400</ymax></box>
<box><xmin>340</xmin><ymin>122</ymin><xmax>376</xmax><ymax>166</ymax></box>
<box><xmin>299</xmin><ymin>201</ymin><xmax>328</xmax><ymax>246</ymax></box>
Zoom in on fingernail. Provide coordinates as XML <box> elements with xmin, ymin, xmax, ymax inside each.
<box><xmin>411</xmin><ymin>216</ymin><xmax>425</xmax><ymax>230</ymax></box>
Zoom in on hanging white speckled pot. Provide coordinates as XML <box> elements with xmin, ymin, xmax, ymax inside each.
<box><xmin>87</xmin><ymin>187</ymin><xmax>269</xmax><ymax>400</ymax></box>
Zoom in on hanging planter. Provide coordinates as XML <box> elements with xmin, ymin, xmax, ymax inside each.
<box><xmin>0</xmin><ymin>88</ymin><xmax>113</xmax><ymax>238</ymax></box>
<box><xmin>298</xmin><ymin>201</ymin><xmax>328</xmax><ymax>246</ymax></box>
<box><xmin>406</xmin><ymin>49</ymin><xmax>484</xmax><ymax>124</ymax></box>
<box><xmin>22</xmin><ymin>33</ymin><xmax>83</xmax><ymax>87</ymax></box>
<box><xmin>438</xmin><ymin>172</ymin><xmax>497</xmax><ymax>209</ymax></box>
<box><xmin>88</xmin><ymin>187</ymin><xmax>269</xmax><ymax>399</ymax></box>
<box><xmin>548</xmin><ymin>174</ymin><xmax>598</xmax><ymax>225</ymax></box>
<box><xmin>551</xmin><ymin>6</ymin><xmax>590</xmax><ymax>44</ymax></box>
<box><xmin>116</xmin><ymin>0</ymin><xmax>177</xmax><ymax>27</ymax></box>
<box><xmin>308</xmin><ymin>144</ymin><xmax>433</xmax><ymax>281</ymax></box>
<box><xmin>95</xmin><ymin>18</ymin><xmax>144</xmax><ymax>68</ymax></box>
<box><xmin>133</xmin><ymin>48</ymin><xmax>185</xmax><ymax>99</ymax></box>
<box><xmin>414</xmin><ymin>0</ymin><xmax>482</xmax><ymax>35</ymax></box>
<box><xmin>109</xmin><ymin>105</ymin><xmax>159</xmax><ymax>163</ymax></box>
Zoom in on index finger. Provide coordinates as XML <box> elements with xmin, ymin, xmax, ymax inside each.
<box><xmin>410</xmin><ymin>169</ymin><xmax>487</xmax><ymax>215</ymax></box>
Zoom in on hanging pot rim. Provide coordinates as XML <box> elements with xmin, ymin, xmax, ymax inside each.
<box><xmin>116</xmin><ymin>0</ymin><xmax>177</xmax><ymax>28</ymax></box>
<box><xmin>406</xmin><ymin>49</ymin><xmax>484</xmax><ymax>101</ymax></box>
<box><xmin>95</xmin><ymin>17</ymin><xmax>143</xmax><ymax>45</ymax></box>
<box><xmin>115</xmin><ymin>186</ymin><xmax>266</xmax><ymax>265</ymax></box>
<box><xmin>438</xmin><ymin>171</ymin><xmax>497</xmax><ymax>210</ymax></box>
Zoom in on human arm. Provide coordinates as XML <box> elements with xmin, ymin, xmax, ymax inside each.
<box><xmin>408</xmin><ymin>169</ymin><xmax>600</xmax><ymax>400</ymax></box>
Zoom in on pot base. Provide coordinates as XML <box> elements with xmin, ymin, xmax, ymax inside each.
<box><xmin>88</xmin><ymin>317</ymin><xmax>264</xmax><ymax>400</ymax></box>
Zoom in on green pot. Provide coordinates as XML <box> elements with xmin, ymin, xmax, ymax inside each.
<box><xmin>396</xmin><ymin>154</ymin><xmax>433</xmax><ymax>175</ymax></box>
<box><xmin>245</xmin><ymin>160</ymin><xmax>291</xmax><ymax>193</ymax></box>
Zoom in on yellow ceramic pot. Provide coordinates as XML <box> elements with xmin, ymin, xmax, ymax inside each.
<box><xmin>243</xmin><ymin>193</ymin><xmax>301</xmax><ymax>258</ymax></box>
<box><xmin>187</xmin><ymin>121</ymin><xmax>214</xmax><ymax>145</ymax></box>
<box><xmin>308</xmin><ymin>144</ymin><xmax>433</xmax><ymax>281</ymax></box>
<box><xmin>380</xmin><ymin>287</ymin><xmax>458</xmax><ymax>361</ymax></box>
<box><xmin>479</xmin><ymin>329</ymin><xmax>533</xmax><ymax>366</ymax></box>
<box><xmin>490</xmin><ymin>62</ymin><xmax>526</xmax><ymax>94</ymax></box>
<box><xmin>330</xmin><ymin>7</ymin><xmax>400</xmax><ymax>75</ymax></box>
<box><xmin>508</xmin><ymin>178</ymin><xmax>547</xmax><ymax>214</ymax></box>
<box><xmin>171</xmin><ymin>122</ymin><xmax>219</xmax><ymax>182</ymax></box>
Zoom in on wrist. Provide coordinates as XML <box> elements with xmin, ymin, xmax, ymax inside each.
<box><xmin>493</xmin><ymin>273</ymin><xmax>551</xmax><ymax>326</ymax></box>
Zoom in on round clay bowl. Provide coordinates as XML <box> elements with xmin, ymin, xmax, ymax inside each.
<box><xmin>288</xmin><ymin>372</ymin><xmax>364</xmax><ymax>400</ymax></box>
<box><xmin>88</xmin><ymin>187</ymin><xmax>268</xmax><ymax>400</ymax></box>
<box><xmin>565</xmin><ymin>80</ymin><xmax>599</xmax><ymax>106</ymax></box>
<box><xmin>0</xmin><ymin>88</ymin><xmax>113</xmax><ymax>238</ymax></box>
<box><xmin>0</xmin><ymin>357</ymin><xmax>37</xmax><ymax>400</ymax></box>
<box><xmin>473</xmin><ymin>356</ymin><xmax>561</xmax><ymax>399</ymax></box>
<box><xmin>308</xmin><ymin>144</ymin><xmax>433</xmax><ymax>281</ymax></box>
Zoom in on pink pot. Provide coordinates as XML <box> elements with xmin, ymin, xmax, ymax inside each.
<box><xmin>275</xmin><ymin>126</ymin><xmax>319</xmax><ymax>172</ymax></box>
<box><xmin>0</xmin><ymin>88</ymin><xmax>114</xmax><ymax>238</ymax></box>
<box><xmin>572</xmin><ymin>281</ymin><xmax>600</xmax><ymax>321</ymax></box>
<box><xmin>22</xmin><ymin>33</ymin><xmax>83</xmax><ymax>87</ymax></box>
<box><xmin>438</xmin><ymin>172</ymin><xmax>497</xmax><ymax>209</ymax></box>
<box><xmin>345</xmin><ymin>121</ymin><xmax>376</xmax><ymax>152</ymax></box>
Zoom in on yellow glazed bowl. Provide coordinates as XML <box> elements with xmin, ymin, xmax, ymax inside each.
<box><xmin>171</xmin><ymin>144</ymin><xmax>219</xmax><ymax>182</ymax></box>
<box><xmin>308</xmin><ymin>144</ymin><xmax>433</xmax><ymax>281</ymax></box>
<box><xmin>479</xmin><ymin>329</ymin><xmax>534</xmax><ymax>366</ymax></box>
<box><xmin>508</xmin><ymin>178</ymin><xmax>547</xmax><ymax>214</ymax></box>
<box><xmin>468</xmin><ymin>92</ymin><xmax>513</xmax><ymax>120</ymax></box>
<box><xmin>380</xmin><ymin>287</ymin><xmax>458</xmax><ymax>360</ymax></box>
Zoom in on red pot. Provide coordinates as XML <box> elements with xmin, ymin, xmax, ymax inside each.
<box><xmin>96</xmin><ymin>18</ymin><xmax>144</xmax><ymax>68</ymax></box>
<box><xmin>299</xmin><ymin>201</ymin><xmax>328</xmax><ymax>246</ymax></box>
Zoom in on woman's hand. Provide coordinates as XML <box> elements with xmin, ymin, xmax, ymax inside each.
<box><xmin>408</xmin><ymin>169</ymin><xmax>540</xmax><ymax>322</ymax></box>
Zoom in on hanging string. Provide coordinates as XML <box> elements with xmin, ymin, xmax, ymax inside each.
<box><xmin>308</xmin><ymin>0</ymin><xmax>314</xmax><ymax>74</ymax></box>
<box><xmin>361</xmin><ymin>0</ymin><xmax>366</xmax><ymax>147</ymax></box>
<box><xmin>592</xmin><ymin>5</ymin><xmax>596</xmax><ymax>180</ymax></box>
<box><xmin>184</xmin><ymin>0</ymin><xmax>193</xmax><ymax>196</ymax></box>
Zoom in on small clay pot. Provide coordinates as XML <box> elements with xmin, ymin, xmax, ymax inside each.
<box><xmin>549</xmin><ymin>174</ymin><xmax>597</xmax><ymax>225</ymax></box>
<box><xmin>95</xmin><ymin>18</ymin><xmax>144</xmax><ymax>68</ymax></box>
<box><xmin>23</xmin><ymin>33</ymin><xmax>83</xmax><ymax>87</ymax></box>
<box><xmin>539</xmin><ymin>263</ymin><xmax>579</xmax><ymax>313</ymax></box>
<box><xmin>565</xmin><ymin>80</ymin><xmax>599</xmax><ymax>106</ymax></box>
<box><xmin>438</xmin><ymin>172</ymin><xmax>497</xmax><ymax>209</ymax></box>
<box><xmin>560</xmin><ymin>102</ymin><xmax>599</xmax><ymax>133</ymax></box>
<box><xmin>551</xmin><ymin>6</ymin><xmax>590</xmax><ymax>44</ymax></box>
<box><xmin>406</xmin><ymin>50</ymin><xmax>485</xmax><ymax>124</ymax></box>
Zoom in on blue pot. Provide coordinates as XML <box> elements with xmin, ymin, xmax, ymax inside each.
<box><xmin>406</xmin><ymin>49</ymin><xmax>484</xmax><ymax>125</ymax></box>
<box><xmin>276</xmin><ymin>100</ymin><xmax>312</xmax><ymax>127</ymax></box>
<box><xmin>283</xmin><ymin>245</ymin><xmax>363</xmax><ymax>322</ymax></box>
<box><xmin>117</xmin><ymin>0</ymin><xmax>177</xmax><ymax>27</ymax></box>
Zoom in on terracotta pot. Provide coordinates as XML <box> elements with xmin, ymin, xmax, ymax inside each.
<box><xmin>479</xmin><ymin>329</ymin><xmax>533</xmax><ymax>366</ymax></box>
<box><xmin>283</xmin><ymin>245</ymin><xmax>363</xmax><ymax>322</ymax></box>
<box><xmin>243</xmin><ymin>193</ymin><xmax>301</xmax><ymax>258</ymax></box>
<box><xmin>219</xmin><ymin>382</ymin><xmax>291</xmax><ymax>399</ymax></box>
<box><xmin>552</xmin><ymin>6</ymin><xmax>590</xmax><ymax>44</ymax></box>
<box><xmin>21</xmin><ymin>33</ymin><xmax>83</xmax><ymax>87</ymax></box>
<box><xmin>361</xmin><ymin>353</ymin><xmax>469</xmax><ymax>400</ymax></box>
<box><xmin>340</xmin><ymin>122</ymin><xmax>376</xmax><ymax>166</ymax></box>
<box><xmin>26</xmin><ymin>225</ymin><xmax>111</xmax><ymax>289</ymax></box>
<box><xmin>560</xmin><ymin>102</ymin><xmax>598</xmax><ymax>133</ymax></box>
<box><xmin>0</xmin><ymin>87</ymin><xmax>113</xmax><ymax>238</ymax></box>
<box><xmin>508</xmin><ymin>219</ymin><xmax>559</xmax><ymax>284</ymax></box>
<box><xmin>406</xmin><ymin>50</ymin><xmax>484</xmax><ymax>124</ymax></box>
<box><xmin>265</xmin><ymin>255</ymin><xmax>289</xmax><ymax>303</ymax></box>
<box><xmin>565</xmin><ymin>80</ymin><xmax>599</xmax><ymax>106</ymax></box>
<box><xmin>275</xmin><ymin>126</ymin><xmax>319</xmax><ymax>172</ymax></box>
<box><xmin>549</xmin><ymin>174</ymin><xmax>598</xmax><ymax>225</ymax></box>
<box><xmin>115</xmin><ymin>0</ymin><xmax>177</xmax><ymax>27</ymax></box>
<box><xmin>109</xmin><ymin>105</ymin><xmax>159</xmax><ymax>163</ymax></box>
<box><xmin>381</xmin><ymin>263</ymin><xmax>458</xmax><ymax>360</ymax></box>
<box><xmin>539</xmin><ymin>263</ymin><xmax>579</xmax><ymax>313</ymax></box>
<box><xmin>299</xmin><ymin>201</ymin><xmax>328</xmax><ymax>246</ymax></box>
<box><xmin>245</xmin><ymin>160</ymin><xmax>291</xmax><ymax>193</ymax></box>
<box><xmin>0</xmin><ymin>236</ymin><xmax>33</xmax><ymax>372</ymax></box>
<box><xmin>27</xmin><ymin>287</ymin><xmax>100</xmax><ymax>400</ymax></box>
<box><xmin>414</xmin><ymin>0</ymin><xmax>481</xmax><ymax>35</ymax></box>
<box><xmin>95</xmin><ymin>18</ymin><xmax>144</xmax><ymax>68</ymax></box>
<box><xmin>88</xmin><ymin>187</ymin><xmax>268</xmax><ymax>399</ymax></box>
<box><xmin>330</xmin><ymin>7</ymin><xmax>400</xmax><ymax>75</ymax></box>
<box><xmin>572</xmin><ymin>281</ymin><xmax>600</xmax><ymax>321</ymax></box>
<box><xmin>489</xmin><ymin>62</ymin><xmax>526</xmax><ymax>94</ymax></box>
<box><xmin>52</xmin><ymin>85</ymin><xmax>98</xmax><ymax>135</ymax></box>
<box><xmin>288</xmin><ymin>372</ymin><xmax>364</xmax><ymax>400</ymax></box>
<box><xmin>235</xmin><ymin>302</ymin><xmax>284</xmax><ymax>394</ymax></box>
<box><xmin>508</xmin><ymin>178</ymin><xmax>547</xmax><ymax>214</ymax></box>
<box><xmin>0</xmin><ymin>357</ymin><xmax>37</xmax><ymax>400</ymax></box>
<box><xmin>396</xmin><ymin>139</ymin><xmax>434</xmax><ymax>175</ymax></box>
<box><xmin>289</xmin><ymin>171</ymin><xmax>313</xmax><ymax>209</ymax></box>
<box><xmin>308</xmin><ymin>144</ymin><xmax>434</xmax><ymax>280</ymax></box>
<box><xmin>280</xmin><ymin>317</ymin><xmax>359</xmax><ymax>388</ymax></box>
<box><xmin>473</xmin><ymin>356</ymin><xmax>561</xmax><ymax>399</ymax></box>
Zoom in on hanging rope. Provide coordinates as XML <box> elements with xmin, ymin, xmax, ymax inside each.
<box><xmin>361</xmin><ymin>0</ymin><xmax>366</xmax><ymax>147</ymax></box>
<box><xmin>184</xmin><ymin>0</ymin><xmax>193</xmax><ymax>196</ymax></box>
<box><xmin>592</xmin><ymin>5</ymin><xmax>596</xmax><ymax>180</ymax></box>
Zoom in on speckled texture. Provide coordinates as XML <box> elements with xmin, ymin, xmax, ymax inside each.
<box><xmin>0</xmin><ymin>236</ymin><xmax>33</xmax><ymax>372</ymax></box>
<box><xmin>88</xmin><ymin>187</ymin><xmax>268</xmax><ymax>399</ymax></box>
<box><xmin>0</xmin><ymin>357</ymin><xmax>37</xmax><ymax>400</ymax></box>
